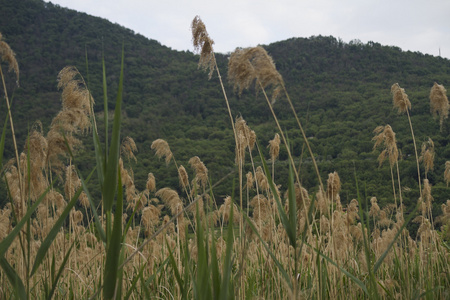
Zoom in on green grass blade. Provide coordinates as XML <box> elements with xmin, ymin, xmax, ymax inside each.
<box><xmin>0</xmin><ymin>257</ymin><xmax>26</xmax><ymax>300</ymax></box>
<box><xmin>259</xmin><ymin>149</ymin><xmax>296</xmax><ymax>247</ymax></box>
<box><xmin>0</xmin><ymin>110</ymin><xmax>9</xmax><ymax>168</ymax></box>
<box><xmin>0</xmin><ymin>183</ymin><xmax>52</xmax><ymax>258</ymax></box>
<box><xmin>243</xmin><ymin>213</ymin><xmax>293</xmax><ymax>291</ymax></box>
<box><xmin>373</xmin><ymin>203</ymin><xmax>419</xmax><ymax>273</ymax></box>
<box><xmin>30</xmin><ymin>169</ymin><xmax>94</xmax><ymax>277</ymax></box>
<box><xmin>166</xmin><ymin>239</ymin><xmax>184</xmax><ymax>295</ymax></box>
<box><xmin>306</xmin><ymin>242</ymin><xmax>369</xmax><ymax>296</ymax></box>
<box><xmin>124</xmin><ymin>262</ymin><xmax>147</xmax><ymax>300</ymax></box>
<box><xmin>103</xmin><ymin>47</ymin><xmax>124</xmax><ymax>212</ymax></box>
<box><xmin>77</xmin><ymin>167</ymin><xmax>106</xmax><ymax>243</ymax></box>
<box><xmin>103</xmin><ymin>168</ymin><xmax>124</xmax><ymax>300</ymax></box>
<box><xmin>219</xmin><ymin>198</ymin><xmax>235</xmax><ymax>300</ymax></box>
<box><xmin>102</xmin><ymin>48</ymin><xmax>109</xmax><ymax>158</ymax></box>
<box><xmin>46</xmin><ymin>239</ymin><xmax>76</xmax><ymax>300</ymax></box>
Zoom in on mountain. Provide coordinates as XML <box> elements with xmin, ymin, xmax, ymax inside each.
<box><xmin>1</xmin><ymin>0</ymin><xmax>449</xmax><ymax>214</ymax></box>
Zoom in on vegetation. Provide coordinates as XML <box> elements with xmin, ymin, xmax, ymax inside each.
<box><xmin>0</xmin><ymin>0</ymin><xmax>449</xmax><ymax>299</ymax></box>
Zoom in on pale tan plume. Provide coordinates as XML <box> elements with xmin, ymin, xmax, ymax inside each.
<box><xmin>0</xmin><ymin>32</ymin><xmax>19</xmax><ymax>85</ymax></box>
<box><xmin>391</xmin><ymin>83</ymin><xmax>411</xmax><ymax>113</ymax></box>
<box><xmin>121</xmin><ymin>136</ymin><xmax>138</xmax><ymax>162</ymax></box>
<box><xmin>188</xmin><ymin>156</ymin><xmax>208</xmax><ymax>189</ymax></box>
<box><xmin>444</xmin><ymin>161</ymin><xmax>450</xmax><ymax>187</ymax></box>
<box><xmin>191</xmin><ymin>16</ymin><xmax>215</xmax><ymax>78</ymax></box>
<box><xmin>429</xmin><ymin>82</ymin><xmax>449</xmax><ymax>130</ymax></box>
<box><xmin>228</xmin><ymin>46</ymin><xmax>283</xmax><ymax>103</ymax></box>
<box><xmin>419</xmin><ymin>138</ymin><xmax>434</xmax><ymax>178</ymax></box>
<box><xmin>151</xmin><ymin>139</ymin><xmax>173</xmax><ymax>165</ymax></box>
<box><xmin>372</xmin><ymin>125</ymin><xmax>399</xmax><ymax>167</ymax></box>
<box><xmin>268</xmin><ymin>133</ymin><xmax>280</xmax><ymax>161</ymax></box>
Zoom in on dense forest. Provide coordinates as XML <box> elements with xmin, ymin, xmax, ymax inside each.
<box><xmin>1</xmin><ymin>0</ymin><xmax>449</xmax><ymax>217</ymax></box>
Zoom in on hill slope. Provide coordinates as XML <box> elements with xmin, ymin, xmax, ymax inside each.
<box><xmin>1</xmin><ymin>0</ymin><xmax>449</xmax><ymax>212</ymax></box>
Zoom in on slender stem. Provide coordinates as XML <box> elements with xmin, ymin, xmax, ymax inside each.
<box><xmin>406</xmin><ymin>109</ymin><xmax>422</xmax><ymax>198</ymax></box>
<box><xmin>0</xmin><ymin>65</ymin><xmax>24</xmax><ymax>208</ymax></box>
<box><xmin>282</xmin><ymin>85</ymin><xmax>324</xmax><ymax>192</ymax></box>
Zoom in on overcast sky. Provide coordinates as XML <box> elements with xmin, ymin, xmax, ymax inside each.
<box><xmin>48</xmin><ymin>0</ymin><xmax>450</xmax><ymax>59</ymax></box>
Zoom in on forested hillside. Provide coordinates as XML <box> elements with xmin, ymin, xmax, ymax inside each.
<box><xmin>1</xmin><ymin>0</ymin><xmax>449</xmax><ymax>215</ymax></box>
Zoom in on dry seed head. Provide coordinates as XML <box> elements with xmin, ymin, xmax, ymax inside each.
<box><xmin>0</xmin><ymin>32</ymin><xmax>19</xmax><ymax>85</ymax></box>
<box><xmin>155</xmin><ymin>187</ymin><xmax>183</xmax><ymax>215</ymax></box>
<box><xmin>372</xmin><ymin>124</ymin><xmax>399</xmax><ymax>167</ymax></box>
<box><xmin>391</xmin><ymin>83</ymin><xmax>411</xmax><ymax>113</ymax></box>
<box><xmin>188</xmin><ymin>156</ymin><xmax>208</xmax><ymax>189</ymax></box>
<box><xmin>218</xmin><ymin>196</ymin><xmax>240</xmax><ymax>224</ymax></box>
<box><xmin>151</xmin><ymin>139</ymin><xmax>173</xmax><ymax>164</ymax></box>
<box><xmin>178</xmin><ymin>165</ymin><xmax>189</xmax><ymax>188</ymax></box>
<box><xmin>268</xmin><ymin>133</ymin><xmax>280</xmax><ymax>161</ymax></box>
<box><xmin>141</xmin><ymin>205</ymin><xmax>161</xmax><ymax>230</ymax></box>
<box><xmin>326</xmin><ymin>171</ymin><xmax>341</xmax><ymax>201</ymax></box>
<box><xmin>444</xmin><ymin>161</ymin><xmax>450</xmax><ymax>187</ymax></box>
<box><xmin>250</xmin><ymin>195</ymin><xmax>270</xmax><ymax>221</ymax></box>
<box><xmin>228</xmin><ymin>46</ymin><xmax>284</xmax><ymax>103</ymax></box>
<box><xmin>419</xmin><ymin>138</ymin><xmax>435</xmax><ymax>176</ymax></box>
<box><xmin>191</xmin><ymin>16</ymin><xmax>215</xmax><ymax>79</ymax></box>
<box><xmin>369</xmin><ymin>197</ymin><xmax>381</xmax><ymax>217</ymax></box>
<box><xmin>121</xmin><ymin>136</ymin><xmax>138</xmax><ymax>162</ymax></box>
<box><xmin>255</xmin><ymin>166</ymin><xmax>269</xmax><ymax>193</ymax></box>
<box><xmin>146</xmin><ymin>173</ymin><xmax>156</xmax><ymax>192</ymax></box>
<box><xmin>64</xmin><ymin>165</ymin><xmax>80</xmax><ymax>200</ymax></box>
<box><xmin>429</xmin><ymin>82</ymin><xmax>449</xmax><ymax>129</ymax></box>
<box><xmin>234</xmin><ymin>117</ymin><xmax>256</xmax><ymax>163</ymax></box>
<box><xmin>57</xmin><ymin>66</ymin><xmax>93</xmax><ymax>117</ymax></box>
<box><xmin>246</xmin><ymin>171</ymin><xmax>254</xmax><ymax>189</ymax></box>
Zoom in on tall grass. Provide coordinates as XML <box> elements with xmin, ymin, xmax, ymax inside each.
<box><xmin>0</xmin><ymin>22</ymin><xmax>449</xmax><ymax>300</ymax></box>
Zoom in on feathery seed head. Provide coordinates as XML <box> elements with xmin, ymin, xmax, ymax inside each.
<box><xmin>188</xmin><ymin>156</ymin><xmax>208</xmax><ymax>189</ymax></box>
<box><xmin>372</xmin><ymin>124</ymin><xmax>399</xmax><ymax>166</ymax></box>
<box><xmin>444</xmin><ymin>161</ymin><xmax>450</xmax><ymax>187</ymax></box>
<box><xmin>146</xmin><ymin>173</ymin><xmax>156</xmax><ymax>192</ymax></box>
<box><xmin>178</xmin><ymin>165</ymin><xmax>189</xmax><ymax>188</ymax></box>
<box><xmin>419</xmin><ymin>138</ymin><xmax>435</xmax><ymax>177</ymax></box>
<box><xmin>246</xmin><ymin>171</ymin><xmax>254</xmax><ymax>189</ymax></box>
<box><xmin>0</xmin><ymin>32</ymin><xmax>19</xmax><ymax>85</ymax></box>
<box><xmin>121</xmin><ymin>136</ymin><xmax>138</xmax><ymax>162</ymax></box>
<box><xmin>391</xmin><ymin>83</ymin><xmax>411</xmax><ymax>113</ymax></box>
<box><xmin>228</xmin><ymin>46</ymin><xmax>284</xmax><ymax>103</ymax></box>
<box><xmin>268</xmin><ymin>133</ymin><xmax>280</xmax><ymax>161</ymax></box>
<box><xmin>430</xmin><ymin>82</ymin><xmax>449</xmax><ymax>130</ymax></box>
<box><xmin>326</xmin><ymin>171</ymin><xmax>341</xmax><ymax>201</ymax></box>
<box><xmin>151</xmin><ymin>139</ymin><xmax>173</xmax><ymax>164</ymax></box>
<box><xmin>191</xmin><ymin>16</ymin><xmax>216</xmax><ymax>79</ymax></box>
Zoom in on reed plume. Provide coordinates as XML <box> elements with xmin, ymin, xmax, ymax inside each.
<box><xmin>188</xmin><ymin>156</ymin><xmax>208</xmax><ymax>189</ymax></box>
<box><xmin>268</xmin><ymin>133</ymin><xmax>280</xmax><ymax>161</ymax></box>
<box><xmin>151</xmin><ymin>139</ymin><xmax>173</xmax><ymax>164</ymax></box>
<box><xmin>372</xmin><ymin>125</ymin><xmax>399</xmax><ymax>167</ymax></box>
<box><xmin>228</xmin><ymin>46</ymin><xmax>324</xmax><ymax>195</ymax></box>
<box><xmin>121</xmin><ymin>136</ymin><xmax>138</xmax><ymax>162</ymax></box>
<box><xmin>444</xmin><ymin>161</ymin><xmax>450</xmax><ymax>187</ymax></box>
<box><xmin>391</xmin><ymin>83</ymin><xmax>422</xmax><ymax>197</ymax></box>
<box><xmin>373</xmin><ymin>125</ymin><xmax>402</xmax><ymax>209</ymax></box>
<box><xmin>429</xmin><ymin>82</ymin><xmax>449</xmax><ymax>130</ymax></box>
<box><xmin>146</xmin><ymin>173</ymin><xmax>156</xmax><ymax>192</ymax></box>
<box><xmin>0</xmin><ymin>32</ymin><xmax>19</xmax><ymax>85</ymax></box>
<box><xmin>178</xmin><ymin>165</ymin><xmax>189</xmax><ymax>188</ymax></box>
<box><xmin>419</xmin><ymin>138</ymin><xmax>435</xmax><ymax>179</ymax></box>
<box><xmin>191</xmin><ymin>16</ymin><xmax>215</xmax><ymax>78</ymax></box>
<box><xmin>1</xmin><ymin>32</ymin><xmax>23</xmax><ymax>206</ymax></box>
<box><xmin>228</xmin><ymin>46</ymin><xmax>283</xmax><ymax>103</ymax></box>
<box><xmin>391</xmin><ymin>83</ymin><xmax>411</xmax><ymax>113</ymax></box>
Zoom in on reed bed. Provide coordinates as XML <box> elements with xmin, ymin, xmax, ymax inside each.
<box><xmin>0</xmin><ymin>19</ymin><xmax>449</xmax><ymax>300</ymax></box>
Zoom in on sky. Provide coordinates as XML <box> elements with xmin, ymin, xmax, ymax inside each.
<box><xmin>48</xmin><ymin>0</ymin><xmax>450</xmax><ymax>59</ymax></box>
